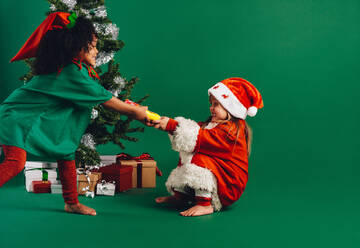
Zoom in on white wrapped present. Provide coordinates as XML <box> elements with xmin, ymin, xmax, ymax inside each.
<box><xmin>100</xmin><ymin>155</ymin><xmax>117</xmax><ymax>166</ymax></box>
<box><xmin>25</xmin><ymin>168</ymin><xmax>57</xmax><ymax>192</ymax></box>
<box><xmin>25</xmin><ymin>161</ymin><xmax>58</xmax><ymax>169</ymax></box>
<box><xmin>96</xmin><ymin>180</ymin><xmax>116</xmax><ymax>196</ymax></box>
<box><xmin>51</xmin><ymin>182</ymin><xmax>62</xmax><ymax>194</ymax></box>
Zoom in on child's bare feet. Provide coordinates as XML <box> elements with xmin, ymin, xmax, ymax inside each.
<box><xmin>64</xmin><ymin>203</ymin><xmax>97</xmax><ymax>216</ymax></box>
<box><xmin>180</xmin><ymin>204</ymin><xmax>213</xmax><ymax>217</ymax></box>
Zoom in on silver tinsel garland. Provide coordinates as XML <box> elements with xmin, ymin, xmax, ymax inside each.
<box><xmin>50</xmin><ymin>4</ymin><xmax>57</xmax><ymax>11</ymax></box>
<box><xmin>110</xmin><ymin>76</ymin><xmax>126</xmax><ymax>97</ymax></box>
<box><xmin>61</xmin><ymin>0</ymin><xmax>77</xmax><ymax>10</ymax></box>
<box><xmin>81</xmin><ymin>133</ymin><xmax>96</xmax><ymax>149</ymax></box>
<box><xmin>95</xmin><ymin>51</ymin><xmax>115</xmax><ymax>67</ymax></box>
<box><xmin>94</xmin><ymin>23</ymin><xmax>119</xmax><ymax>40</ymax></box>
<box><xmin>110</xmin><ymin>89</ymin><xmax>120</xmax><ymax>97</ymax></box>
<box><xmin>91</xmin><ymin>109</ymin><xmax>99</xmax><ymax>119</ymax></box>
<box><xmin>80</xmin><ymin>5</ymin><xmax>107</xmax><ymax>19</ymax></box>
<box><xmin>114</xmin><ymin>76</ymin><xmax>126</xmax><ymax>90</ymax></box>
<box><xmin>80</xmin><ymin>8</ymin><xmax>91</xmax><ymax>19</ymax></box>
<box><xmin>93</xmin><ymin>5</ymin><xmax>107</xmax><ymax>18</ymax></box>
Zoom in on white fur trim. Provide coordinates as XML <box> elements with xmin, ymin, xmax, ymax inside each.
<box><xmin>166</xmin><ymin>163</ymin><xmax>222</xmax><ymax>211</ymax></box>
<box><xmin>195</xmin><ymin>189</ymin><xmax>212</xmax><ymax>198</ymax></box>
<box><xmin>168</xmin><ymin>117</ymin><xmax>200</xmax><ymax>153</ymax></box>
<box><xmin>208</xmin><ymin>82</ymin><xmax>247</xmax><ymax>119</ymax></box>
<box><xmin>179</xmin><ymin>151</ymin><xmax>193</xmax><ymax>165</ymax></box>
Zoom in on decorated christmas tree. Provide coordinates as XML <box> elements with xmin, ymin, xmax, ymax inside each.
<box><xmin>20</xmin><ymin>0</ymin><xmax>148</xmax><ymax>167</ymax></box>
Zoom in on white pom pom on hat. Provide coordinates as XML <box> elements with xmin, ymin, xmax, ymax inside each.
<box><xmin>247</xmin><ymin>106</ymin><xmax>258</xmax><ymax>117</ymax></box>
<box><xmin>208</xmin><ymin>77</ymin><xmax>263</xmax><ymax>119</ymax></box>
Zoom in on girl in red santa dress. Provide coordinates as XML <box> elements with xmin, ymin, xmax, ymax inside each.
<box><xmin>0</xmin><ymin>12</ymin><xmax>152</xmax><ymax>216</ymax></box>
<box><xmin>154</xmin><ymin>78</ymin><xmax>263</xmax><ymax>216</ymax></box>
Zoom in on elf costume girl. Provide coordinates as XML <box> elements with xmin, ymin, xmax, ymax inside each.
<box><xmin>154</xmin><ymin>78</ymin><xmax>263</xmax><ymax>216</ymax></box>
<box><xmin>0</xmin><ymin>12</ymin><xmax>152</xmax><ymax>216</ymax></box>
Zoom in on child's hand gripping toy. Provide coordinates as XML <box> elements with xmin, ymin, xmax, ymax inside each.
<box><xmin>124</xmin><ymin>99</ymin><xmax>161</xmax><ymax>121</ymax></box>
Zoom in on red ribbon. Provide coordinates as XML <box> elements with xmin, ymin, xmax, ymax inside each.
<box><xmin>116</xmin><ymin>153</ymin><xmax>153</xmax><ymax>161</ymax></box>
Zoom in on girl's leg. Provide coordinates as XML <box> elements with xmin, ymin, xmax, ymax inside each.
<box><xmin>57</xmin><ymin>160</ymin><xmax>96</xmax><ymax>216</ymax></box>
<box><xmin>0</xmin><ymin>145</ymin><xmax>26</xmax><ymax>187</ymax></box>
<box><xmin>194</xmin><ymin>189</ymin><xmax>212</xmax><ymax>205</ymax></box>
<box><xmin>180</xmin><ymin>188</ymin><xmax>214</xmax><ymax>217</ymax></box>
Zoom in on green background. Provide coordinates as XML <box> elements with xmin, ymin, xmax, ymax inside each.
<box><xmin>0</xmin><ymin>0</ymin><xmax>359</xmax><ymax>247</ymax></box>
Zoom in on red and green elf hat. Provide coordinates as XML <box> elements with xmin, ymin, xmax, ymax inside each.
<box><xmin>11</xmin><ymin>12</ymin><xmax>77</xmax><ymax>62</ymax></box>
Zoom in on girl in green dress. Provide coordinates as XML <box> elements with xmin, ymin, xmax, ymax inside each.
<box><xmin>0</xmin><ymin>12</ymin><xmax>152</xmax><ymax>216</ymax></box>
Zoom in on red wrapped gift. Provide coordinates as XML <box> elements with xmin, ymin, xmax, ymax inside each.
<box><xmin>32</xmin><ymin>181</ymin><xmax>51</xmax><ymax>193</ymax></box>
<box><xmin>97</xmin><ymin>164</ymin><xmax>133</xmax><ymax>192</ymax></box>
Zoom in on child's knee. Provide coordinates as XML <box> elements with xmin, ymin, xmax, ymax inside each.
<box><xmin>2</xmin><ymin>145</ymin><xmax>26</xmax><ymax>172</ymax></box>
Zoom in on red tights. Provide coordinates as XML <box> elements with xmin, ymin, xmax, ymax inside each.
<box><xmin>0</xmin><ymin>145</ymin><xmax>78</xmax><ymax>204</ymax></box>
<box><xmin>174</xmin><ymin>190</ymin><xmax>212</xmax><ymax>206</ymax></box>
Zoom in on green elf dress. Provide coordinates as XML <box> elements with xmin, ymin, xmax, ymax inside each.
<box><xmin>0</xmin><ymin>61</ymin><xmax>112</xmax><ymax>161</ymax></box>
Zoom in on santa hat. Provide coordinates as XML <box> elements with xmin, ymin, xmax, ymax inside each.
<box><xmin>10</xmin><ymin>12</ymin><xmax>76</xmax><ymax>62</ymax></box>
<box><xmin>208</xmin><ymin>77</ymin><xmax>263</xmax><ymax>119</ymax></box>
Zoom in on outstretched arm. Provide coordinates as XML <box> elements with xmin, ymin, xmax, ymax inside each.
<box><xmin>102</xmin><ymin>97</ymin><xmax>153</xmax><ymax>126</ymax></box>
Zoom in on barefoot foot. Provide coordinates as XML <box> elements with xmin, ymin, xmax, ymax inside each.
<box><xmin>180</xmin><ymin>204</ymin><xmax>213</xmax><ymax>217</ymax></box>
<box><xmin>64</xmin><ymin>203</ymin><xmax>97</xmax><ymax>216</ymax></box>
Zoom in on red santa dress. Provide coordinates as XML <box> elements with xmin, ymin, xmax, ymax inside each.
<box><xmin>165</xmin><ymin>117</ymin><xmax>249</xmax><ymax>211</ymax></box>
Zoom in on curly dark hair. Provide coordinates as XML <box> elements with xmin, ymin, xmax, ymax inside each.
<box><xmin>34</xmin><ymin>16</ymin><xmax>96</xmax><ymax>75</ymax></box>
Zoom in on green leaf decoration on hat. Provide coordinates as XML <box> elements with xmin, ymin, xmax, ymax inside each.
<box><xmin>66</xmin><ymin>12</ymin><xmax>77</xmax><ymax>29</ymax></box>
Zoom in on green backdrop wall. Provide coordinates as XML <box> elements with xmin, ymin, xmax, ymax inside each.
<box><xmin>0</xmin><ymin>0</ymin><xmax>359</xmax><ymax>246</ymax></box>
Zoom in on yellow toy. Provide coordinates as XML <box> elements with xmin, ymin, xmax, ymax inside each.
<box><xmin>124</xmin><ymin>99</ymin><xmax>161</xmax><ymax>121</ymax></box>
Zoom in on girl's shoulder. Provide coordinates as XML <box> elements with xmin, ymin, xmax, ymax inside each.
<box><xmin>216</xmin><ymin>120</ymin><xmax>246</xmax><ymax>139</ymax></box>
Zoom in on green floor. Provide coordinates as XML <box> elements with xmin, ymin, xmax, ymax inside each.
<box><xmin>1</xmin><ymin>168</ymin><xmax>357</xmax><ymax>248</ymax></box>
<box><xmin>1</xmin><ymin>0</ymin><xmax>359</xmax><ymax>247</ymax></box>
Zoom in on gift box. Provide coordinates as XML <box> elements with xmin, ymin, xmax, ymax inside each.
<box><xmin>77</xmin><ymin>171</ymin><xmax>102</xmax><ymax>195</ymax></box>
<box><xmin>116</xmin><ymin>153</ymin><xmax>157</xmax><ymax>188</ymax></box>
<box><xmin>32</xmin><ymin>181</ymin><xmax>51</xmax><ymax>193</ymax></box>
<box><xmin>100</xmin><ymin>155</ymin><xmax>117</xmax><ymax>166</ymax></box>
<box><xmin>25</xmin><ymin>168</ymin><xmax>57</xmax><ymax>192</ymax></box>
<box><xmin>51</xmin><ymin>181</ymin><xmax>62</xmax><ymax>194</ymax></box>
<box><xmin>96</xmin><ymin>180</ymin><xmax>116</xmax><ymax>196</ymax></box>
<box><xmin>25</xmin><ymin>161</ymin><xmax>58</xmax><ymax>169</ymax></box>
<box><xmin>97</xmin><ymin>164</ymin><xmax>133</xmax><ymax>192</ymax></box>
